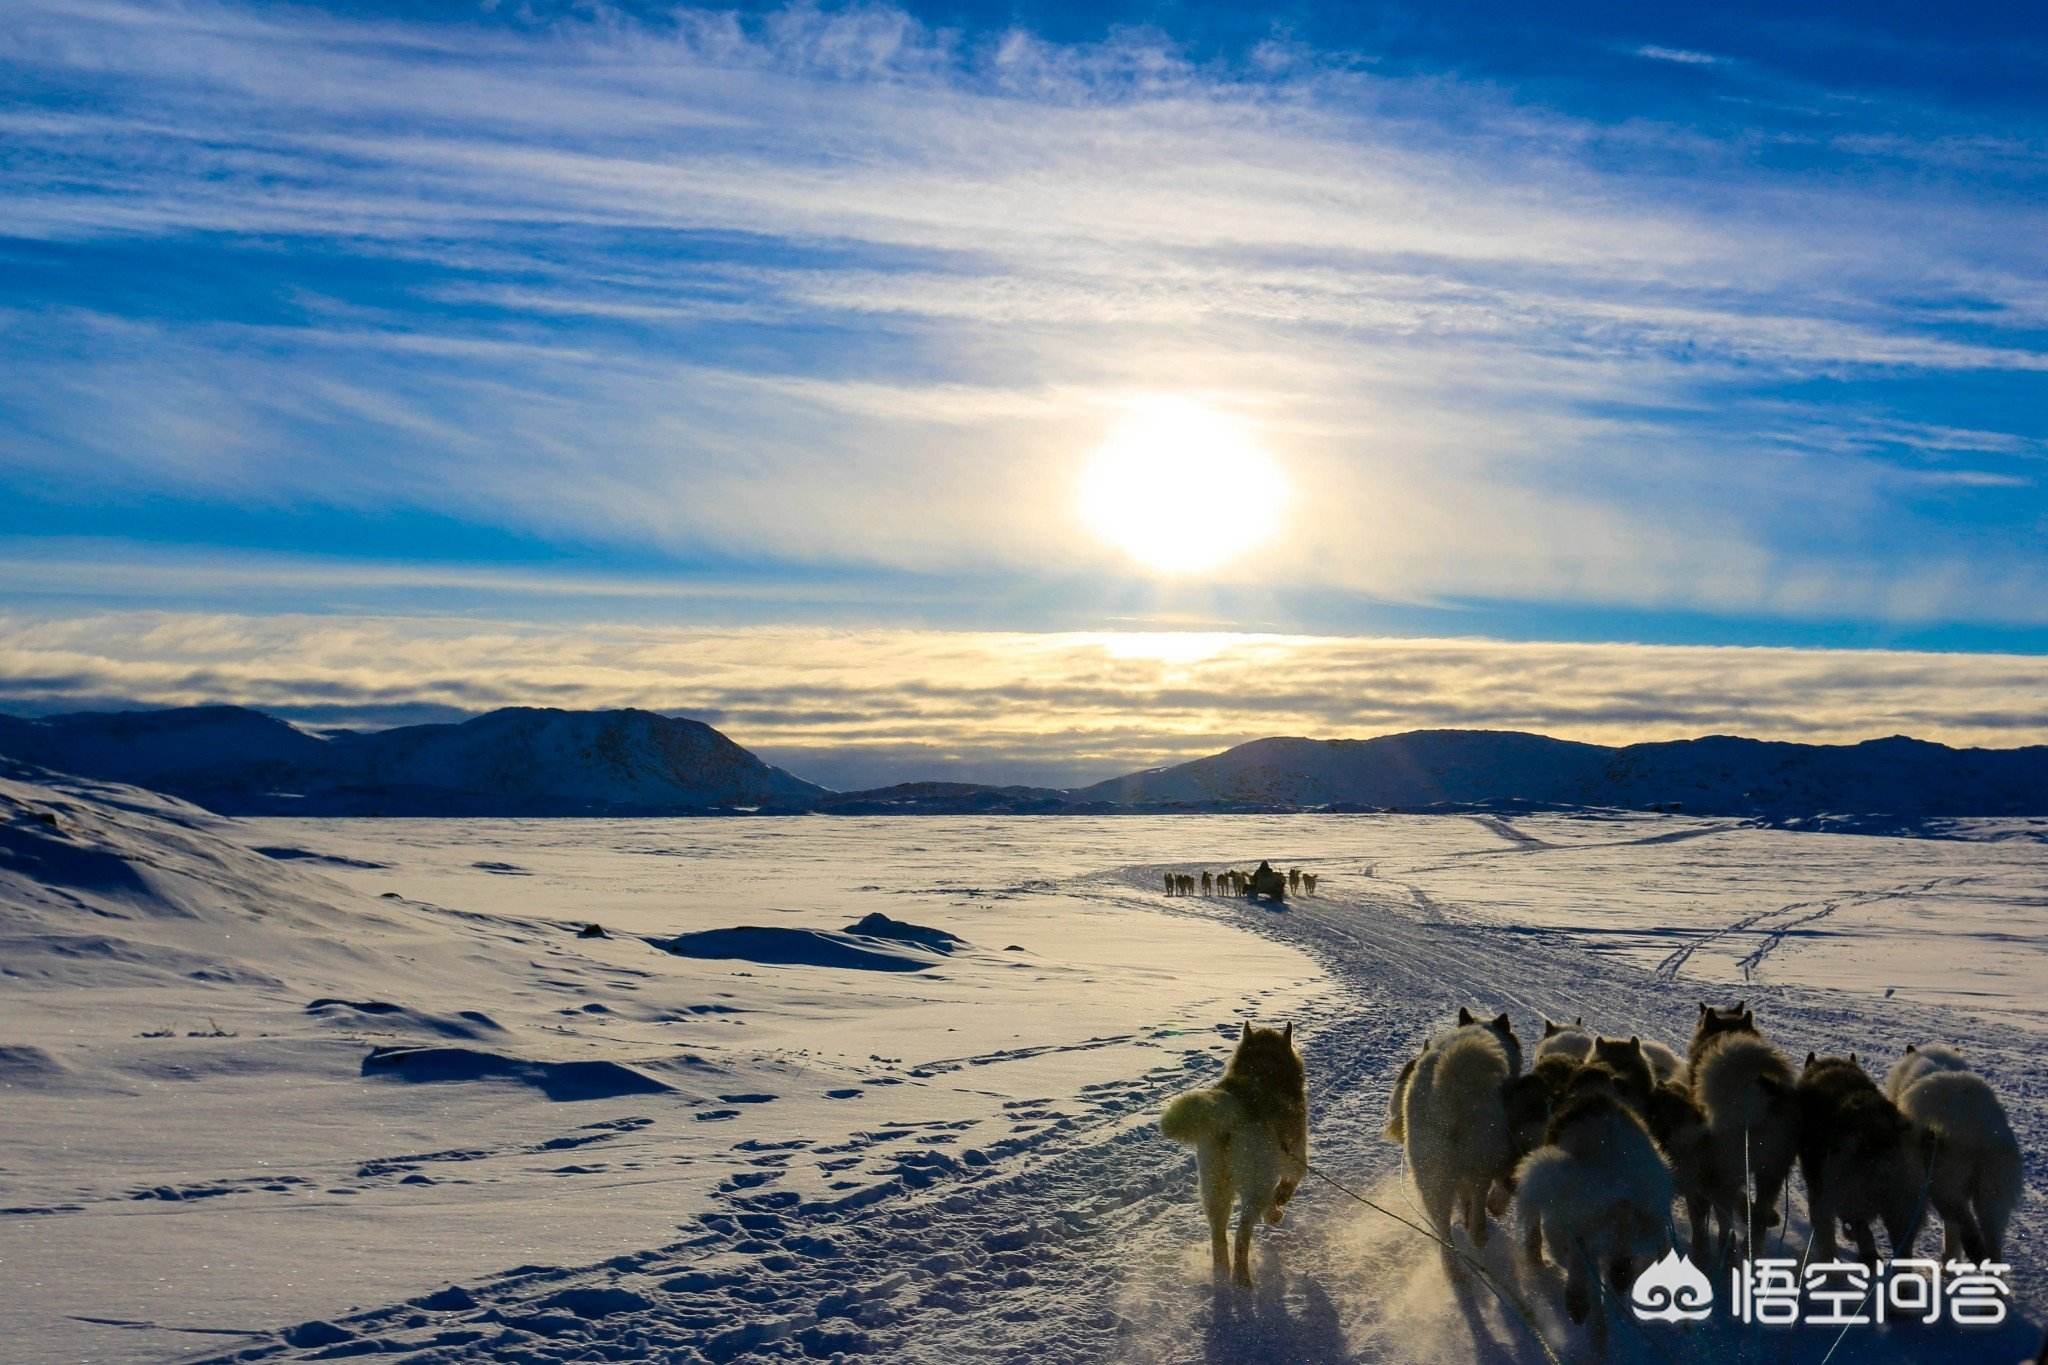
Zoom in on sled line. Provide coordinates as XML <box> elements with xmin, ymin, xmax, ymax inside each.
<box><xmin>1301</xmin><ymin>1161</ymin><xmax>1565</xmax><ymax>1365</ymax></box>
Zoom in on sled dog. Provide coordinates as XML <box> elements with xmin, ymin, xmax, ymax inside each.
<box><xmin>1889</xmin><ymin>1048</ymin><xmax>2022</xmax><ymax>1262</ymax></box>
<box><xmin>1584</xmin><ymin>1036</ymin><xmax>1657</xmax><ymax>1115</ymax></box>
<box><xmin>1535</xmin><ymin>1017</ymin><xmax>1593</xmax><ymax>1063</ymax></box>
<box><xmin>1796</xmin><ymin>1054</ymin><xmax>1929</xmax><ymax>1265</ymax></box>
<box><xmin>1385</xmin><ymin>1008</ymin><xmax>1521</xmax><ymax>1141</ymax></box>
<box><xmin>1514</xmin><ymin>1089</ymin><xmax>1674</xmax><ymax>1325</ymax></box>
<box><xmin>1883</xmin><ymin>1042</ymin><xmax>1970</xmax><ymax>1102</ymax></box>
<box><xmin>1647</xmin><ymin>1079</ymin><xmax>1717</xmax><ymax>1254</ymax></box>
<box><xmin>1639</xmin><ymin>1039</ymin><xmax>1685</xmax><ymax>1086</ymax></box>
<box><xmin>1402</xmin><ymin>1012</ymin><xmax>1522</xmax><ymax>1253</ymax></box>
<box><xmin>1689</xmin><ymin>1002</ymin><xmax>1798</xmax><ymax>1255</ymax></box>
<box><xmin>1160</xmin><ymin>1021</ymin><xmax>1308</xmax><ymax>1286</ymax></box>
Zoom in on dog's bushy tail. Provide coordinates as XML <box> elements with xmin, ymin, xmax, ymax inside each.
<box><xmin>1161</xmin><ymin>1088</ymin><xmax>1240</xmax><ymax>1145</ymax></box>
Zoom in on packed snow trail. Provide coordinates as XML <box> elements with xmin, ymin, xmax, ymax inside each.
<box><xmin>182</xmin><ymin>863</ymin><xmax>2043</xmax><ymax>1364</ymax></box>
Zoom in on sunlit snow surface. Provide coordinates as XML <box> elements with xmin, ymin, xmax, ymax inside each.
<box><xmin>0</xmin><ymin>777</ymin><xmax>2041</xmax><ymax>1363</ymax></box>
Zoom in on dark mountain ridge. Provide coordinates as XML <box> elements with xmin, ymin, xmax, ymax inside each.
<box><xmin>1082</xmin><ymin>729</ymin><xmax>2048</xmax><ymax>819</ymax></box>
<box><xmin>0</xmin><ymin>705</ymin><xmax>823</xmax><ymax>815</ymax></box>
<box><xmin>4</xmin><ymin>707</ymin><xmax>2047</xmax><ymax>820</ymax></box>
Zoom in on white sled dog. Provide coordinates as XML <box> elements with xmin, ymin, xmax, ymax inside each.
<box><xmin>1888</xmin><ymin>1046</ymin><xmax>2023</xmax><ymax>1262</ymax></box>
<box><xmin>1386</xmin><ymin>1007</ymin><xmax>1522</xmax><ymax>1142</ymax></box>
<box><xmin>1689</xmin><ymin>1002</ymin><xmax>1798</xmax><ymax>1256</ymax></box>
<box><xmin>1884</xmin><ymin>1042</ymin><xmax>1971</xmax><ymax>1101</ymax></box>
<box><xmin>1535</xmin><ymin>1017</ymin><xmax>1593</xmax><ymax>1063</ymax></box>
<box><xmin>1639</xmin><ymin>1038</ymin><xmax>1685</xmax><ymax>1085</ymax></box>
<box><xmin>1401</xmin><ymin>1010</ymin><xmax>1523</xmax><ymax>1254</ymax></box>
<box><xmin>1161</xmin><ymin>1021</ymin><xmax>1308</xmax><ymax>1287</ymax></box>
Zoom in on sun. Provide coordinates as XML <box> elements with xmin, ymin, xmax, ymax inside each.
<box><xmin>1077</xmin><ymin>399</ymin><xmax>1289</xmax><ymax>575</ymax></box>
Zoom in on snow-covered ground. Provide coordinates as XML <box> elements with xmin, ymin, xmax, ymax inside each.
<box><xmin>1</xmin><ymin>772</ymin><xmax>2042</xmax><ymax>1363</ymax></box>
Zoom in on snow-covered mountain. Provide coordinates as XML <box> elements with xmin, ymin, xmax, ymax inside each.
<box><xmin>1081</xmin><ymin>729</ymin><xmax>2048</xmax><ymax>817</ymax></box>
<box><xmin>0</xmin><ymin>706</ymin><xmax>824</xmax><ymax>815</ymax></box>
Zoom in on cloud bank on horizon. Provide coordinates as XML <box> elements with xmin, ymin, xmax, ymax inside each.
<box><xmin>1</xmin><ymin>0</ymin><xmax>2044</xmax><ymax>773</ymax></box>
<box><xmin>4</xmin><ymin>612</ymin><xmax>2045</xmax><ymax>788</ymax></box>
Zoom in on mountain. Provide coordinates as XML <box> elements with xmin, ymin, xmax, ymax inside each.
<box><xmin>0</xmin><ymin>704</ymin><xmax>330</xmax><ymax>791</ymax></box>
<box><xmin>0</xmin><ymin>706</ymin><xmax>824</xmax><ymax>815</ymax></box>
<box><xmin>1082</xmin><ymin>730</ymin><xmax>2048</xmax><ymax>818</ymax></box>
<box><xmin>8</xmin><ymin>707</ymin><xmax>2048</xmax><ymax>820</ymax></box>
<box><xmin>1078</xmin><ymin>731</ymin><xmax>1611</xmax><ymax>808</ymax></box>
<box><xmin>1586</xmin><ymin>733</ymin><xmax>2048</xmax><ymax>818</ymax></box>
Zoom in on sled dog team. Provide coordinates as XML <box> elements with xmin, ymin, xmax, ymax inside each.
<box><xmin>1164</xmin><ymin>866</ymin><xmax>1318</xmax><ymax>897</ymax></box>
<box><xmin>1160</xmin><ymin>1003</ymin><xmax>2021</xmax><ymax>1322</ymax></box>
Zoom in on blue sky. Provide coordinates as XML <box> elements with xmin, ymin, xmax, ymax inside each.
<box><xmin>2</xmin><ymin>0</ymin><xmax>2045</xmax><ymax>781</ymax></box>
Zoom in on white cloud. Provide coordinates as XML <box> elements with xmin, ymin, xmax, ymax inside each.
<box><xmin>0</xmin><ymin>0</ymin><xmax>2045</xmax><ymax>628</ymax></box>
<box><xmin>1634</xmin><ymin>46</ymin><xmax>1725</xmax><ymax>67</ymax></box>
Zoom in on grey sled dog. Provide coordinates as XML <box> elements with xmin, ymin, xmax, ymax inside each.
<box><xmin>1161</xmin><ymin>1021</ymin><xmax>1308</xmax><ymax>1287</ymax></box>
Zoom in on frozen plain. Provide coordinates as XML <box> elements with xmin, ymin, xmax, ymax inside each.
<box><xmin>1</xmin><ymin>768</ymin><xmax>2042</xmax><ymax>1363</ymax></box>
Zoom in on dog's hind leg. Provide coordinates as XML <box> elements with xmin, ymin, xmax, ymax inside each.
<box><xmin>1198</xmin><ymin>1148</ymin><xmax>1232</xmax><ymax>1281</ymax></box>
<box><xmin>1562</xmin><ymin>1244</ymin><xmax>1594</xmax><ymax>1323</ymax></box>
<box><xmin>1461</xmin><ymin>1180</ymin><xmax>1491</xmax><ymax>1247</ymax></box>
<box><xmin>1685</xmin><ymin>1195</ymin><xmax>1710</xmax><ymax>1259</ymax></box>
<box><xmin>1883</xmin><ymin>1202</ymin><xmax>1927</xmax><ymax>1263</ymax></box>
<box><xmin>1232</xmin><ymin>1198</ymin><xmax>1260</xmax><ymax>1288</ymax></box>
<box><xmin>1933</xmin><ymin>1198</ymin><xmax>1966</xmax><ymax>1262</ymax></box>
<box><xmin>1945</xmin><ymin>1194</ymin><xmax>1990</xmax><ymax>1263</ymax></box>
<box><xmin>1805</xmin><ymin>1179</ymin><xmax>1840</xmax><ymax>1264</ymax></box>
<box><xmin>1972</xmin><ymin>1164</ymin><xmax>2015</xmax><ymax>1262</ymax></box>
<box><xmin>1749</xmin><ymin>1158</ymin><xmax>1791</xmax><ymax>1255</ymax></box>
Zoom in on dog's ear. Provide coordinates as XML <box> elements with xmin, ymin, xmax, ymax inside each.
<box><xmin>1805</xmin><ymin>1050</ymin><xmax>1817</xmax><ymax>1067</ymax></box>
<box><xmin>1543</xmin><ymin>1020</ymin><xmax>1559</xmax><ymax>1037</ymax></box>
<box><xmin>1458</xmin><ymin>1007</ymin><xmax>1475</xmax><ymax>1026</ymax></box>
<box><xmin>1735</xmin><ymin>999</ymin><xmax>1747</xmax><ymax>1014</ymax></box>
<box><xmin>1283</xmin><ymin>1021</ymin><xmax>1294</xmax><ymax>1044</ymax></box>
<box><xmin>1905</xmin><ymin>1043</ymin><xmax>1917</xmax><ymax>1054</ymax></box>
<box><xmin>1629</xmin><ymin>1036</ymin><xmax>1642</xmax><ymax>1055</ymax></box>
<box><xmin>1699</xmin><ymin>1002</ymin><xmax>1710</xmax><ymax>1015</ymax></box>
<box><xmin>1849</xmin><ymin>1051</ymin><xmax>1859</xmax><ymax>1066</ymax></box>
<box><xmin>1574</xmin><ymin>1016</ymin><xmax>1584</xmax><ymax>1026</ymax></box>
<box><xmin>1241</xmin><ymin>1020</ymin><xmax>1252</xmax><ymax>1041</ymax></box>
<box><xmin>1492</xmin><ymin>1012</ymin><xmax>1512</xmax><ymax>1033</ymax></box>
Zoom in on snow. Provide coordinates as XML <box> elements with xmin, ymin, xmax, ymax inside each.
<box><xmin>0</xmin><ymin>772</ymin><xmax>2041</xmax><ymax>1363</ymax></box>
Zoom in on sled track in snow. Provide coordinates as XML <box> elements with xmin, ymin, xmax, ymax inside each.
<box><xmin>1657</xmin><ymin>875</ymin><xmax>1971</xmax><ymax>985</ymax></box>
<box><xmin>187</xmin><ymin>870</ymin><xmax>2044</xmax><ymax>1364</ymax></box>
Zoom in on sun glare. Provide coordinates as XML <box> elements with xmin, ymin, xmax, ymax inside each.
<box><xmin>1078</xmin><ymin>399</ymin><xmax>1289</xmax><ymax>575</ymax></box>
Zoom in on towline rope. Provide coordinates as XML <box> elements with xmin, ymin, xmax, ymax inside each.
<box><xmin>1301</xmin><ymin>1161</ymin><xmax>1565</xmax><ymax>1365</ymax></box>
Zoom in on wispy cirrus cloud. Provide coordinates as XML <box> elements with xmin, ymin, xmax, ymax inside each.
<box><xmin>0</xmin><ymin>0</ymin><xmax>2045</xmax><ymax>635</ymax></box>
